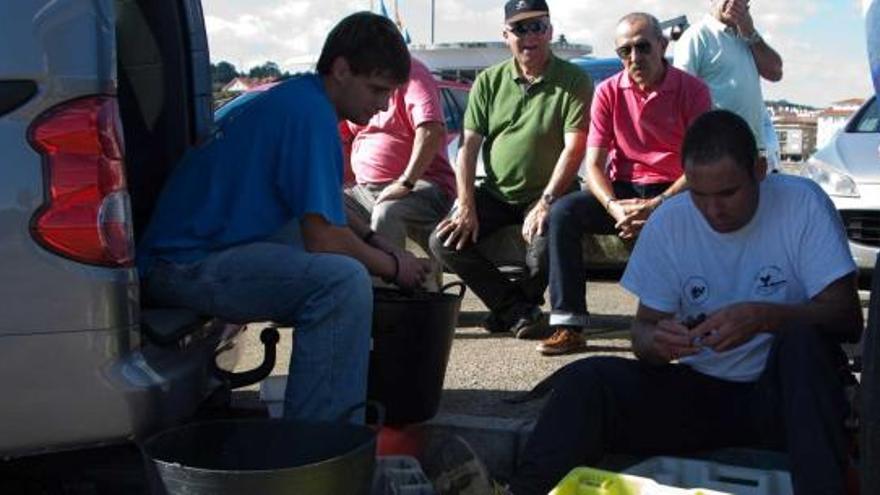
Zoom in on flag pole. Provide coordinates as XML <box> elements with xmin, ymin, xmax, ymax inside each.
<box><xmin>429</xmin><ymin>0</ymin><xmax>435</xmax><ymax>44</ymax></box>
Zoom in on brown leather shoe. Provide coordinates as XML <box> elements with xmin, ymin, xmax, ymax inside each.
<box><xmin>536</xmin><ymin>328</ymin><xmax>587</xmax><ymax>356</ymax></box>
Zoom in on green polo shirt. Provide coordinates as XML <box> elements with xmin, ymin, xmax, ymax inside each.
<box><xmin>464</xmin><ymin>55</ymin><xmax>593</xmax><ymax>205</ymax></box>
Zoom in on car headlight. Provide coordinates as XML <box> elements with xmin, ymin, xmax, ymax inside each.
<box><xmin>801</xmin><ymin>158</ymin><xmax>860</xmax><ymax>198</ymax></box>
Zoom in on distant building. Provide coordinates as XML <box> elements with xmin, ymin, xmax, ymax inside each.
<box><xmin>409</xmin><ymin>40</ymin><xmax>592</xmax><ymax>81</ymax></box>
<box><xmin>816</xmin><ymin>98</ymin><xmax>865</xmax><ymax>148</ymax></box>
<box><xmin>774</xmin><ymin>112</ymin><xmax>818</xmax><ymax>162</ymax></box>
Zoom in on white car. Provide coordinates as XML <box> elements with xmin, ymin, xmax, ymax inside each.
<box><xmin>803</xmin><ymin>96</ymin><xmax>880</xmax><ymax>274</ymax></box>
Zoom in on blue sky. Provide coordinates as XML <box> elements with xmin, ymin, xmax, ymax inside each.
<box><xmin>203</xmin><ymin>0</ymin><xmax>873</xmax><ymax>107</ymax></box>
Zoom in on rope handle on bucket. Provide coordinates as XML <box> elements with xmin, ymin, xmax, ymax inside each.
<box><xmin>440</xmin><ymin>281</ymin><xmax>466</xmax><ymax>299</ymax></box>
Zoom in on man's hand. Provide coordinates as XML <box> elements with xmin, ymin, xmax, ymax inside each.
<box><xmin>376</xmin><ymin>181</ymin><xmax>412</xmax><ymax>204</ymax></box>
<box><xmin>608</xmin><ymin>198</ymin><xmax>658</xmax><ymax>239</ymax></box>
<box><xmin>690</xmin><ymin>302</ymin><xmax>769</xmax><ymax>353</ymax></box>
<box><xmin>721</xmin><ymin>0</ymin><xmax>756</xmax><ymax>37</ymax></box>
<box><xmin>650</xmin><ymin>319</ymin><xmax>702</xmax><ymax>362</ymax></box>
<box><xmin>393</xmin><ymin>251</ymin><xmax>432</xmax><ymax>289</ymax></box>
<box><xmin>522</xmin><ymin>201</ymin><xmax>549</xmax><ymax>244</ymax></box>
<box><xmin>434</xmin><ymin>200</ymin><xmax>479</xmax><ymax>251</ymax></box>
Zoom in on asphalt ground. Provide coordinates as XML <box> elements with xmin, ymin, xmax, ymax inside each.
<box><xmin>232</xmin><ymin>272</ymin><xmax>637</xmax><ymax>420</ymax></box>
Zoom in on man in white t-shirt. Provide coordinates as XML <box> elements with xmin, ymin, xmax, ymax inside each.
<box><xmin>509</xmin><ymin>110</ymin><xmax>863</xmax><ymax>495</ymax></box>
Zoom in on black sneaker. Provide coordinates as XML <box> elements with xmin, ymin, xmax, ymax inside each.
<box><xmin>511</xmin><ymin>305</ymin><xmax>550</xmax><ymax>340</ymax></box>
<box><xmin>481</xmin><ymin>312</ymin><xmax>510</xmax><ymax>333</ymax></box>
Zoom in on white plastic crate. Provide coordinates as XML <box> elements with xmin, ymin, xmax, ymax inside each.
<box><xmin>373</xmin><ymin>455</ymin><xmax>436</xmax><ymax>495</ymax></box>
<box><xmin>624</xmin><ymin>457</ymin><xmax>793</xmax><ymax>495</ymax></box>
<box><xmin>258</xmin><ymin>375</ymin><xmax>287</xmax><ymax>419</ymax></box>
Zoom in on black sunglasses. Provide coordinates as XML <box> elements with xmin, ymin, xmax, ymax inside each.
<box><xmin>615</xmin><ymin>40</ymin><xmax>653</xmax><ymax>59</ymax></box>
<box><xmin>507</xmin><ymin>19</ymin><xmax>549</xmax><ymax>37</ymax></box>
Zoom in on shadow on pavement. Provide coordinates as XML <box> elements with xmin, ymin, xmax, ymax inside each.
<box><xmin>440</xmin><ymin>389</ymin><xmax>547</xmax><ymax>419</ymax></box>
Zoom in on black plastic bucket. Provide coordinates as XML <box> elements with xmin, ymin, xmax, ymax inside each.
<box><xmin>368</xmin><ymin>282</ymin><xmax>465</xmax><ymax>425</ymax></box>
<box><xmin>142</xmin><ymin>418</ymin><xmax>376</xmax><ymax>495</ymax></box>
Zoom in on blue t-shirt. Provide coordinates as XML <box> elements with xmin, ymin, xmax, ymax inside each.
<box><xmin>137</xmin><ymin>74</ymin><xmax>346</xmax><ymax>273</ymax></box>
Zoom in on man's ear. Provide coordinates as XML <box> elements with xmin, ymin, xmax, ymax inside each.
<box><xmin>755</xmin><ymin>155</ymin><xmax>768</xmax><ymax>181</ymax></box>
<box><xmin>658</xmin><ymin>35</ymin><xmax>670</xmax><ymax>54</ymax></box>
<box><xmin>330</xmin><ymin>57</ymin><xmax>352</xmax><ymax>82</ymax></box>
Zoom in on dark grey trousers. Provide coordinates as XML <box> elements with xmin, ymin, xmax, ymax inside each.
<box><xmin>429</xmin><ymin>186</ymin><xmax>547</xmax><ymax>318</ymax></box>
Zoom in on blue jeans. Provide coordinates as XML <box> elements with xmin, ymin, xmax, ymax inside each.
<box><xmin>547</xmin><ymin>182</ymin><xmax>670</xmax><ymax>329</ymax></box>
<box><xmin>144</xmin><ymin>229</ymin><xmax>372</xmax><ymax>423</ymax></box>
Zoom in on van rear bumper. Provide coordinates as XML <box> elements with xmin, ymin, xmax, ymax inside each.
<box><xmin>0</xmin><ymin>324</ymin><xmax>240</xmax><ymax>458</ymax></box>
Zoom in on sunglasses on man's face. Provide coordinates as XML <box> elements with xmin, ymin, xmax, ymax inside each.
<box><xmin>615</xmin><ymin>40</ymin><xmax>653</xmax><ymax>59</ymax></box>
<box><xmin>507</xmin><ymin>19</ymin><xmax>549</xmax><ymax>37</ymax></box>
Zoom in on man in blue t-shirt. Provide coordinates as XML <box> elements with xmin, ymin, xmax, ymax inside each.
<box><xmin>509</xmin><ymin>111</ymin><xmax>863</xmax><ymax>495</ymax></box>
<box><xmin>137</xmin><ymin>12</ymin><xmax>430</xmax><ymax>423</ymax></box>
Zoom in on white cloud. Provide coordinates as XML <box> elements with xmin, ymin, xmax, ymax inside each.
<box><xmin>270</xmin><ymin>2</ymin><xmax>311</xmax><ymax>21</ymax></box>
<box><xmin>205</xmin><ymin>14</ymin><xmax>267</xmax><ymax>39</ymax></box>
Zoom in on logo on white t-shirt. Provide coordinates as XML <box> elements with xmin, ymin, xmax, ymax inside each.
<box><xmin>754</xmin><ymin>266</ymin><xmax>787</xmax><ymax>296</ymax></box>
<box><xmin>683</xmin><ymin>276</ymin><xmax>710</xmax><ymax>305</ymax></box>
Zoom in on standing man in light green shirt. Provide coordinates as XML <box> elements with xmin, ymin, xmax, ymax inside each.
<box><xmin>429</xmin><ymin>0</ymin><xmax>592</xmax><ymax>339</ymax></box>
<box><xmin>674</xmin><ymin>0</ymin><xmax>782</xmax><ymax>152</ymax></box>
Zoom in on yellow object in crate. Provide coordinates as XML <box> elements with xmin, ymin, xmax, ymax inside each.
<box><xmin>549</xmin><ymin>467</ymin><xmax>731</xmax><ymax>495</ymax></box>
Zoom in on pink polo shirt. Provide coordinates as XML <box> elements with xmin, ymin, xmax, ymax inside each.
<box><xmin>587</xmin><ymin>65</ymin><xmax>711</xmax><ymax>185</ymax></box>
<box><xmin>342</xmin><ymin>58</ymin><xmax>456</xmax><ymax>198</ymax></box>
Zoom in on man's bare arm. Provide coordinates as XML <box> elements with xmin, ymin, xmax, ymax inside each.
<box><xmin>376</xmin><ymin>121</ymin><xmax>446</xmax><ymax>203</ymax></box>
<box><xmin>694</xmin><ymin>273</ymin><xmax>864</xmax><ymax>352</ymax></box>
<box><xmin>300</xmin><ymin>213</ymin><xmax>429</xmax><ymax>288</ymax></box>
<box><xmin>434</xmin><ymin>129</ymin><xmax>484</xmax><ymax>249</ymax></box>
<box><xmin>522</xmin><ymin>131</ymin><xmax>587</xmax><ymax>243</ymax></box>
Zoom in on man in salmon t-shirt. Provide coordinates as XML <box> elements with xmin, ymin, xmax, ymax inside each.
<box><xmin>538</xmin><ymin>12</ymin><xmax>711</xmax><ymax>355</ymax></box>
<box><xmin>341</xmin><ymin>57</ymin><xmax>455</xmax><ymax>284</ymax></box>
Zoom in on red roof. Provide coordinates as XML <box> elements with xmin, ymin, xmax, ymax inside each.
<box><xmin>830</xmin><ymin>98</ymin><xmax>865</xmax><ymax>107</ymax></box>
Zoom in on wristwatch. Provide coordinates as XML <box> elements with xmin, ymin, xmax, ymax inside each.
<box><xmin>541</xmin><ymin>192</ymin><xmax>557</xmax><ymax>206</ymax></box>
<box><xmin>743</xmin><ymin>30</ymin><xmax>763</xmax><ymax>46</ymax></box>
<box><xmin>399</xmin><ymin>178</ymin><xmax>415</xmax><ymax>190</ymax></box>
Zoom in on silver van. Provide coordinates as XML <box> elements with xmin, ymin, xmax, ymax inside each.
<box><xmin>0</xmin><ymin>0</ymin><xmax>263</xmax><ymax>458</ymax></box>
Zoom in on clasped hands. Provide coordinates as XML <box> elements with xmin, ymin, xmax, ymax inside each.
<box><xmin>649</xmin><ymin>303</ymin><xmax>770</xmax><ymax>363</ymax></box>
<box><xmin>607</xmin><ymin>197</ymin><xmax>660</xmax><ymax>239</ymax></box>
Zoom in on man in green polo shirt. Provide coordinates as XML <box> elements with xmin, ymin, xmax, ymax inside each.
<box><xmin>429</xmin><ymin>0</ymin><xmax>592</xmax><ymax>338</ymax></box>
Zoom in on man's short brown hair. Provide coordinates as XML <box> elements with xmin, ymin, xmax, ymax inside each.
<box><xmin>316</xmin><ymin>12</ymin><xmax>410</xmax><ymax>84</ymax></box>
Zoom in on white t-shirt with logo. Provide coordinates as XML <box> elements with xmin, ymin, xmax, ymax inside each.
<box><xmin>621</xmin><ymin>174</ymin><xmax>856</xmax><ymax>382</ymax></box>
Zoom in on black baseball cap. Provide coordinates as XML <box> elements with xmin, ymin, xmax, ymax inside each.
<box><xmin>504</xmin><ymin>0</ymin><xmax>549</xmax><ymax>24</ymax></box>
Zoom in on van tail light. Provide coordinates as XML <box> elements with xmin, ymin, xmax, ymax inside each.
<box><xmin>28</xmin><ymin>96</ymin><xmax>134</xmax><ymax>267</ymax></box>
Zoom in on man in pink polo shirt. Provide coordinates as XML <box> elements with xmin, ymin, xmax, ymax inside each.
<box><xmin>538</xmin><ymin>12</ymin><xmax>711</xmax><ymax>355</ymax></box>
<box><xmin>341</xmin><ymin>57</ymin><xmax>455</xmax><ymax>281</ymax></box>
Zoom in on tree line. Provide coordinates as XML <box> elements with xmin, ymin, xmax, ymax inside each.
<box><xmin>211</xmin><ymin>60</ymin><xmax>295</xmax><ymax>86</ymax></box>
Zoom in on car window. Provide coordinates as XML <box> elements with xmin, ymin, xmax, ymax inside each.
<box><xmin>573</xmin><ymin>58</ymin><xmax>624</xmax><ymax>85</ymax></box>
<box><xmin>440</xmin><ymin>88</ymin><xmax>465</xmax><ymax>133</ymax></box>
<box><xmin>586</xmin><ymin>64</ymin><xmax>622</xmax><ymax>83</ymax></box>
<box><xmin>852</xmin><ymin>97</ymin><xmax>879</xmax><ymax>133</ymax></box>
<box><xmin>449</xmin><ymin>88</ymin><xmax>468</xmax><ymax>115</ymax></box>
